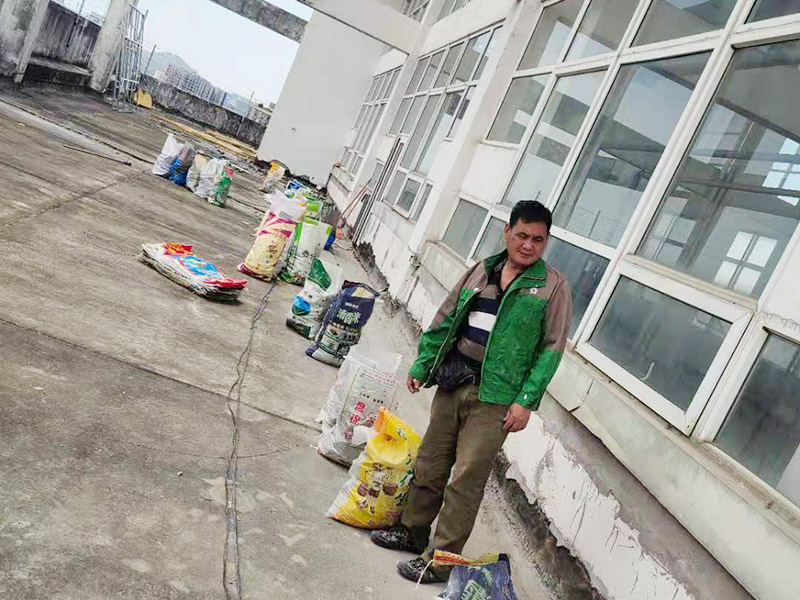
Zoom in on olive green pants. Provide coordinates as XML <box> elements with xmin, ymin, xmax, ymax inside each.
<box><xmin>401</xmin><ymin>384</ymin><xmax>509</xmax><ymax>555</ymax></box>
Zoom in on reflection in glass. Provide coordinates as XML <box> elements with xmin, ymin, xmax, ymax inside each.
<box><xmin>591</xmin><ymin>277</ymin><xmax>730</xmax><ymax>411</ymax></box>
<box><xmin>542</xmin><ymin>238</ymin><xmax>608</xmax><ymax>337</ymax></box>
<box><xmin>435</xmin><ymin>43</ymin><xmax>465</xmax><ymax>88</ymax></box>
<box><xmin>406</xmin><ymin>58</ymin><xmax>428</xmax><ymax>94</ymax></box>
<box><xmin>474</xmin><ymin>217</ymin><xmax>506</xmax><ymax>261</ymax></box>
<box><xmin>448</xmin><ymin>86</ymin><xmax>475</xmax><ymax>138</ymax></box>
<box><xmin>397</xmin><ymin>179</ymin><xmax>421</xmax><ymax>212</ymax></box>
<box><xmin>454</xmin><ymin>31</ymin><xmax>493</xmax><ymax>85</ymax></box>
<box><xmin>475</xmin><ymin>29</ymin><xmax>499</xmax><ymax>80</ymax></box>
<box><xmin>487</xmin><ymin>75</ymin><xmax>548</xmax><ymax>144</ymax></box>
<box><xmin>412</xmin><ymin>184</ymin><xmax>433</xmax><ymax>221</ymax></box>
<box><xmin>402</xmin><ymin>95</ymin><xmax>441</xmax><ymax>169</ymax></box>
<box><xmin>390</xmin><ymin>98</ymin><xmax>412</xmax><ymax>134</ymax></box>
<box><xmin>634</xmin><ymin>0</ymin><xmax>736</xmax><ymax>46</ymax></box>
<box><xmin>419</xmin><ymin>51</ymin><xmax>445</xmax><ymax>92</ymax></box>
<box><xmin>519</xmin><ymin>0</ymin><xmax>584</xmax><ymax>70</ymax></box>
<box><xmin>401</xmin><ymin>96</ymin><xmax>425</xmax><ymax>134</ymax></box>
<box><xmin>417</xmin><ymin>92</ymin><xmax>462</xmax><ymax>175</ymax></box>
<box><xmin>747</xmin><ymin>0</ymin><xmax>800</xmax><ymax>22</ymax></box>
<box><xmin>504</xmin><ymin>70</ymin><xmax>606</xmax><ymax>208</ymax></box>
<box><xmin>567</xmin><ymin>0</ymin><xmax>640</xmax><ymax>61</ymax></box>
<box><xmin>384</xmin><ymin>170</ymin><xmax>405</xmax><ymax>204</ymax></box>
<box><xmin>553</xmin><ymin>52</ymin><xmax>710</xmax><ymax>247</ymax></box>
<box><xmin>716</xmin><ymin>335</ymin><xmax>800</xmax><ymax>508</ymax></box>
<box><xmin>639</xmin><ymin>41</ymin><xmax>800</xmax><ymax>298</ymax></box>
<box><xmin>443</xmin><ymin>200</ymin><xmax>488</xmax><ymax>258</ymax></box>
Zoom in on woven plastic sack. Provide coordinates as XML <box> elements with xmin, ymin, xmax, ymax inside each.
<box><xmin>209</xmin><ymin>165</ymin><xmax>233</xmax><ymax>207</ymax></box>
<box><xmin>238</xmin><ymin>214</ymin><xmax>297</xmax><ymax>281</ymax></box>
<box><xmin>306</xmin><ymin>283</ymin><xmax>380</xmax><ymax>367</ymax></box>
<box><xmin>186</xmin><ymin>154</ymin><xmax>209</xmax><ymax>191</ymax></box>
<box><xmin>168</xmin><ymin>146</ymin><xmax>195</xmax><ymax>186</ymax></box>
<box><xmin>287</xmin><ymin>257</ymin><xmax>344</xmax><ymax>339</ymax></box>
<box><xmin>195</xmin><ymin>158</ymin><xmax>225</xmax><ymax>199</ymax></box>
<box><xmin>326</xmin><ymin>408</ymin><xmax>420</xmax><ymax>529</ymax></box>
<box><xmin>281</xmin><ymin>218</ymin><xmax>332</xmax><ymax>285</ymax></box>
<box><xmin>316</xmin><ymin>346</ymin><xmax>401</xmax><ymax>466</ymax></box>
<box><xmin>152</xmin><ymin>134</ymin><xmax>184</xmax><ymax>176</ymax></box>
<box><xmin>435</xmin><ymin>553</ymin><xmax>519</xmax><ymax>600</ymax></box>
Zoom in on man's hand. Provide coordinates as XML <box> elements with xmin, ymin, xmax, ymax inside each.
<box><xmin>407</xmin><ymin>376</ymin><xmax>423</xmax><ymax>394</ymax></box>
<box><xmin>503</xmin><ymin>403</ymin><xmax>531</xmax><ymax>433</ymax></box>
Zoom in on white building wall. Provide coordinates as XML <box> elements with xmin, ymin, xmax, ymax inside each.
<box><xmin>257</xmin><ymin>12</ymin><xmax>387</xmax><ymax>183</ymax></box>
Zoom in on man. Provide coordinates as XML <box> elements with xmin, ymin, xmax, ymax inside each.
<box><xmin>371</xmin><ymin>200</ymin><xmax>572</xmax><ymax>583</ymax></box>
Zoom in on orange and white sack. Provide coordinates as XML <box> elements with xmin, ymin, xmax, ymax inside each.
<box><xmin>326</xmin><ymin>408</ymin><xmax>421</xmax><ymax>529</ymax></box>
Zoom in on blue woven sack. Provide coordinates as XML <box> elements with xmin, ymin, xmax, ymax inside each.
<box><xmin>437</xmin><ymin>554</ymin><xmax>519</xmax><ymax>600</ymax></box>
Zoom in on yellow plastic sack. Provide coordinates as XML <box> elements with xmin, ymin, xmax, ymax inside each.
<box><xmin>327</xmin><ymin>408</ymin><xmax>421</xmax><ymax>529</ymax></box>
<box><xmin>237</xmin><ymin>214</ymin><xmax>296</xmax><ymax>280</ymax></box>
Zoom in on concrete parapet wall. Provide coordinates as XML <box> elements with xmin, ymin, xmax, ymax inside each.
<box><xmin>140</xmin><ymin>74</ymin><xmax>266</xmax><ymax>148</ymax></box>
<box><xmin>32</xmin><ymin>1</ymin><xmax>100</xmax><ymax>67</ymax></box>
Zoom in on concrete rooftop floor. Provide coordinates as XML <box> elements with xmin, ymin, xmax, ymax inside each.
<box><xmin>0</xmin><ymin>88</ymin><xmax>545</xmax><ymax>600</ymax></box>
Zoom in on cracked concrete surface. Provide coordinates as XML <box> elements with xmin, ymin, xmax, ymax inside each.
<box><xmin>0</xmin><ymin>90</ymin><xmax>545</xmax><ymax>599</ymax></box>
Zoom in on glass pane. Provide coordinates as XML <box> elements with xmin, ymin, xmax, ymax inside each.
<box><xmin>448</xmin><ymin>86</ymin><xmax>475</xmax><ymax>138</ymax></box>
<box><xmin>438</xmin><ymin>0</ymin><xmax>458</xmax><ymax>20</ymax></box>
<box><xmin>384</xmin><ymin>170</ymin><xmax>405</xmax><ymax>204</ymax></box>
<box><xmin>716</xmin><ymin>335</ymin><xmax>800</xmax><ymax>508</ymax></box>
<box><xmin>504</xmin><ymin>70</ymin><xmax>606</xmax><ymax>208</ymax></box>
<box><xmin>590</xmin><ymin>277</ymin><xmax>731</xmax><ymax>411</ymax></box>
<box><xmin>520</xmin><ymin>0</ymin><xmax>584</xmax><ymax>70</ymax></box>
<box><xmin>474</xmin><ymin>217</ymin><xmax>506</xmax><ymax>261</ymax></box>
<box><xmin>567</xmin><ymin>0</ymin><xmax>640</xmax><ymax>61</ymax></box>
<box><xmin>384</xmin><ymin>70</ymin><xmax>399</xmax><ymax>99</ymax></box>
<box><xmin>357</xmin><ymin>105</ymin><xmax>384</xmax><ymax>152</ymax></box>
<box><xmin>353</xmin><ymin>155</ymin><xmax>363</xmax><ymax>174</ymax></box>
<box><xmin>553</xmin><ymin>52</ymin><xmax>710</xmax><ymax>247</ymax></box>
<box><xmin>412</xmin><ymin>183</ymin><xmax>433</xmax><ymax>221</ymax></box>
<box><xmin>401</xmin><ymin>96</ymin><xmax>425</xmax><ymax>134</ymax></box>
<box><xmin>390</xmin><ymin>98</ymin><xmax>412</xmax><ymax>134</ymax></box>
<box><xmin>639</xmin><ymin>41</ymin><xmax>800</xmax><ymax>298</ymax></box>
<box><xmin>368</xmin><ymin>161</ymin><xmax>385</xmax><ymax>190</ymax></box>
<box><xmin>419</xmin><ymin>50</ymin><xmax>445</xmax><ymax>92</ymax></box>
<box><xmin>748</xmin><ymin>0</ymin><xmax>800</xmax><ymax>22</ymax></box>
<box><xmin>406</xmin><ymin>58</ymin><xmax>428</xmax><ymax>94</ymax></box>
<box><xmin>474</xmin><ymin>29</ymin><xmax>499</xmax><ymax>80</ymax></box>
<box><xmin>402</xmin><ymin>94</ymin><xmax>441</xmax><ymax>169</ymax></box>
<box><xmin>542</xmin><ymin>237</ymin><xmax>608</xmax><ymax>338</ymax></box>
<box><xmin>634</xmin><ymin>0</ymin><xmax>736</xmax><ymax>47</ymax></box>
<box><xmin>397</xmin><ymin>178</ymin><xmax>422</xmax><ymax>212</ymax></box>
<box><xmin>435</xmin><ymin>43</ymin><xmax>465</xmax><ymax>88</ymax></box>
<box><xmin>487</xmin><ymin>75</ymin><xmax>549</xmax><ymax>144</ymax></box>
<box><xmin>417</xmin><ymin>91</ymin><xmax>462</xmax><ymax>175</ymax></box>
<box><xmin>442</xmin><ymin>200</ymin><xmax>488</xmax><ymax>258</ymax></box>
<box><xmin>352</xmin><ymin>106</ymin><xmax>373</xmax><ymax>150</ymax></box>
<box><xmin>366</xmin><ymin>77</ymin><xmax>380</xmax><ymax>102</ymax></box>
<box><xmin>453</xmin><ymin>31</ymin><xmax>492</xmax><ymax>85</ymax></box>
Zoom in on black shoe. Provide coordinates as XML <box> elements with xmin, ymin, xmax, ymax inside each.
<box><xmin>370</xmin><ymin>524</ymin><xmax>427</xmax><ymax>554</ymax></box>
<box><xmin>397</xmin><ymin>555</ymin><xmax>449</xmax><ymax>584</ymax></box>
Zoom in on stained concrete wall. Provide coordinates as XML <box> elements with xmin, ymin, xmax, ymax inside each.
<box><xmin>140</xmin><ymin>75</ymin><xmax>266</xmax><ymax>148</ymax></box>
<box><xmin>32</xmin><ymin>1</ymin><xmax>100</xmax><ymax>67</ymax></box>
<box><xmin>0</xmin><ymin>0</ymin><xmax>48</xmax><ymax>77</ymax></box>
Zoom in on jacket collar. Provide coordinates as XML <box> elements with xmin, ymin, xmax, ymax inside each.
<box><xmin>484</xmin><ymin>251</ymin><xmax>547</xmax><ymax>284</ymax></box>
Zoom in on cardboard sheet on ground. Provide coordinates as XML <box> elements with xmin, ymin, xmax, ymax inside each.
<box><xmin>327</xmin><ymin>408</ymin><xmax>420</xmax><ymax>529</ymax></box>
<box><xmin>141</xmin><ymin>243</ymin><xmax>246</xmax><ymax>301</ymax></box>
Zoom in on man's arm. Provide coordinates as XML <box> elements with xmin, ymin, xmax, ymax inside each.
<box><xmin>408</xmin><ymin>263</ymin><xmax>480</xmax><ymax>385</ymax></box>
<box><xmin>517</xmin><ymin>276</ymin><xmax>573</xmax><ymax>411</ymax></box>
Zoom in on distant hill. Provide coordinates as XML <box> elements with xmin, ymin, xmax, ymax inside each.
<box><xmin>144</xmin><ymin>51</ymin><xmax>196</xmax><ymax>77</ymax></box>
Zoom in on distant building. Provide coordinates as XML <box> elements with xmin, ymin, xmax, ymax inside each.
<box><xmin>164</xmin><ymin>64</ymin><xmax>225</xmax><ymax>106</ymax></box>
<box><xmin>222</xmin><ymin>93</ymin><xmax>251</xmax><ymax>117</ymax></box>
<box><xmin>153</xmin><ymin>70</ymin><xmax>165</xmax><ymax>82</ymax></box>
<box><xmin>247</xmin><ymin>103</ymin><xmax>272</xmax><ymax>126</ymax></box>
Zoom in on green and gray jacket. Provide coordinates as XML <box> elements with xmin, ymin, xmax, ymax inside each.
<box><xmin>409</xmin><ymin>251</ymin><xmax>572</xmax><ymax>411</ymax></box>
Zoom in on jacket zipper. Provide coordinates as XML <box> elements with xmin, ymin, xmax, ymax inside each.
<box><xmin>427</xmin><ymin>288</ymin><xmax>477</xmax><ymax>384</ymax></box>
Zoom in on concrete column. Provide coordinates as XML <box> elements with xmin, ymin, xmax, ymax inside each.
<box><xmin>0</xmin><ymin>0</ymin><xmax>49</xmax><ymax>81</ymax></box>
<box><xmin>88</xmin><ymin>0</ymin><xmax>133</xmax><ymax>93</ymax></box>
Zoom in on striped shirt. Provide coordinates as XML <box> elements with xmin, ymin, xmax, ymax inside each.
<box><xmin>455</xmin><ymin>260</ymin><xmax>506</xmax><ymax>369</ymax></box>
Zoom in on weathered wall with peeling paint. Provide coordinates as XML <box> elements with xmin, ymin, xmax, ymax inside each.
<box><xmin>140</xmin><ymin>75</ymin><xmax>266</xmax><ymax>148</ymax></box>
<box><xmin>31</xmin><ymin>1</ymin><xmax>100</xmax><ymax>67</ymax></box>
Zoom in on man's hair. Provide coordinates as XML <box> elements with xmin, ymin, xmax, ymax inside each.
<box><xmin>509</xmin><ymin>200</ymin><xmax>552</xmax><ymax>232</ymax></box>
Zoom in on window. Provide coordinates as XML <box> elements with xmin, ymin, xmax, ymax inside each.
<box><xmin>634</xmin><ymin>0</ymin><xmax>736</xmax><ymax>46</ymax></box>
<box><xmin>475</xmin><ymin>33</ymin><xmax>499</xmax><ymax>80</ymax></box>
<box><xmin>715</xmin><ymin>335</ymin><xmax>800</xmax><ymax>508</ymax></box>
<box><xmin>435</xmin><ymin>43</ymin><xmax>465</xmax><ymax>88</ymax></box>
<box><xmin>419</xmin><ymin>50</ymin><xmax>445</xmax><ymax>92</ymax></box>
<box><xmin>591</xmin><ymin>277</ymin><xmax>731</xmax><ymax>411</ymax></box>
<box><xmin>397</xmin><ymin>178</ymin><xmax>422</xmax><ymax>212</ymax></box>
<box><xmin>639</xmin><ymin>40</ymin><xmax>800</xmax><ymax>298</ymax></box>
<box><xmin>567</xmin><ymin>0</ymin><xmax>641</xmax><ymax>61</ymax></box>
<box><xmin>407</xmin><ymin>58</ymin><xmax>428</xmax><ymax>94</ymax></box>
<box><xmin>453</xmin><ymin>31</ymin><xmax>493</xmax><ymax>86</ymax></box>
<box><xmin>390</xmin><ymin>98</ymin><xmax>412</xmax><ymax>134</ymax></box>
<box><xmin>552</xmin><ymin>52</ymin><xmax>710</xmax><ymax>248</ymax></box>
<box><xmin>487</xmin><ymin>75</ymin><xmax>548</xmax><ymax>144</ymax></box>
<box><xmin>447</xmin><ymin>86</ymin><xmax>475</xmax><ymax>138</ymax></box>
<box><xmin>402</xmin><ymin>94</ymin><xmax>440</xmax><ymax>169</ymax></box>
<box><xmin>519</xmin><ymin>0</ymin><xmax>584</xmax><ymax>70</ymax></box>
<box><xmin>542</xmin><ymin>238</ymin><xmax>609</xmax><ymax>338</ymax></box>
<box><xmin>747</xmin><ymin>0</ymin><xmax>800</xmax><ymax>22</ymax></box>
<box><xmin>401</xmin><ymin>96</ymin><xmax>425</xmax><ymax>134</ymax></box>
<box><xmin>406</xmin><ymin>0</ymin><xmax>429</xmax><ymax>22</ymax></box>
<box><xmin>411</xmin><ymin>183</ymin><xmax>433</xmax><ymax>221</ymax></box>
<box><xmin>504</xmin><ymin>70</ymin><xmax>606</xmax><ymax>207</ymax></box>
<box><xmin>417</xmin><ymin>91</ymin><xmax>462</xmax><ymax>175</ymax></box>
<box><xmin>367</xmin><ymin>161</ymin><xmax>385</xmax><ymax>191</ymax></box>
<box><xmin>442</xmin><ymin>200</ymin><xmax>488</xmax><ymax>258</ymax></box>
<box><xmin>474</xmin><ymin>217</ymin><xmax>506</xmax><ymax>261</ymax></box>
<box><xmin>438</xmin><ymin>0</ymin><xmax>473</xmax><ymax>21</ymax></box>
<box><xmin>383</xmin><ymin>170</ymin><xmax>405</xmax><ymax>204</ymax></box>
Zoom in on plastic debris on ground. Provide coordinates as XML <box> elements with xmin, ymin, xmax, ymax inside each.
<box><xmin>140</xmin><ymin>243</ymin><xmax>247</xmax><ymax>301</ymax></box>
<box><xmin>286</xmin><ymin>257</ymin><xmax>344</xmax><ymax>339</ymax></box>
<box><xmin>326</xmin><ymin>408</ymin><xmax>420</xmax><ymax>529</ymax></box>
<box><xmin>434</xmin><ymin>552</ymin><xmax>520</xmax><ymax>600</ymax></box>
<box><xmin>152</xmin><ymin>133</ymin><xmax>184</xmax><ymax>176</ymax></box>
<box><xmin>238</xmin><ymin>193</ymin><xmax>306</xmax><ymax>281</ymax></box>
<box><xmin>281</xmin><ymin>217</ymin><xmax>333</xmax><ymax>285</ymax></box>
<box><xmin>316</xmin><ymin>346</ymin><xmax>401</xmax><ymax>466</ymax></box>
<box><xmin>306</xmin><ymin>283</ymin><xmax>380</xmax><ymax>366</ymax></box>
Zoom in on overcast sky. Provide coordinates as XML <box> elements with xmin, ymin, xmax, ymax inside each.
<box><xmin>137</xmin><ymin>0</ymin><xmax>313</xmax><ymax>105</ymax></box>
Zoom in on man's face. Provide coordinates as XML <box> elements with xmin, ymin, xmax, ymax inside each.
<box><xmin>504</xmin><ymin>220</ymin><xmax>549</xmax><ymax>267</ymax></box>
